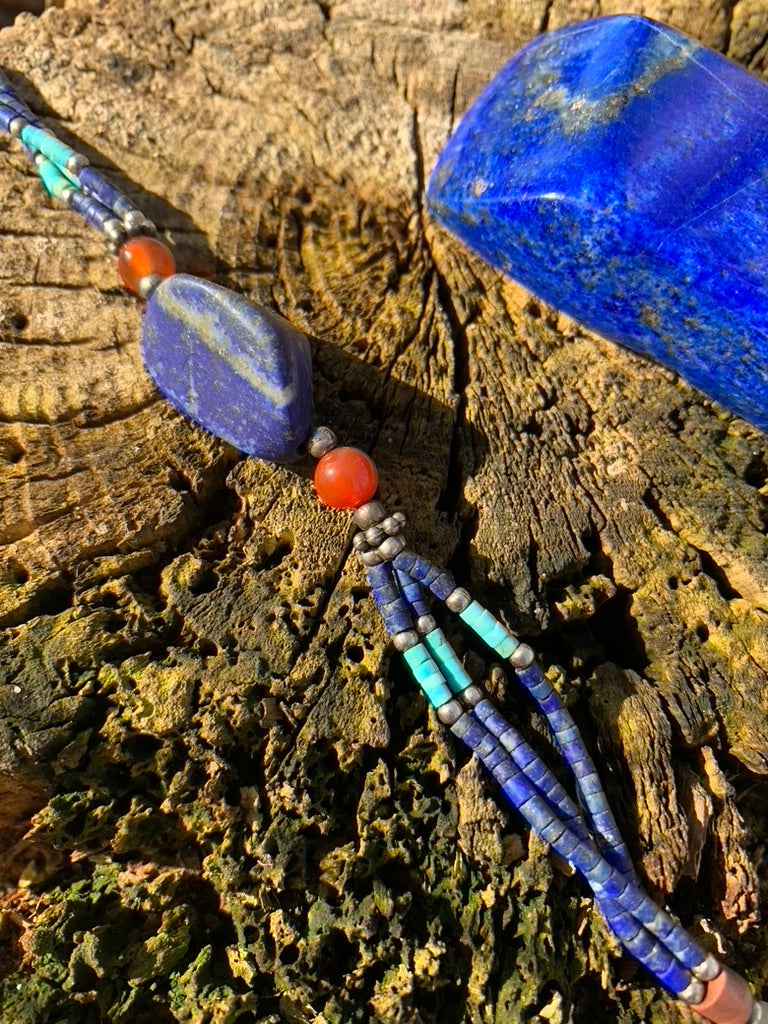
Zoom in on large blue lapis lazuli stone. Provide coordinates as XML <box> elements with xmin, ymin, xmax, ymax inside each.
<box><xmin>141</xmin><ymin>275</ymin><xmax>313</xmax><ymax>462</ymax></box>
<box><xmin>427</xmin><ymin>15</ymin><xmax>768</xmax><ymax>430</ymax></box>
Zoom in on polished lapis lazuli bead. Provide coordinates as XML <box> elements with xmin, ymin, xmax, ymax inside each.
<box><xmin>426</xmin><ymin>15</ymin><xmax>768</xmax><ymax>431</ymax></box>
<box><xmin>141</xmin><ymin>275</ymin><xmax>313</xmax><ymax>461</ymax></box>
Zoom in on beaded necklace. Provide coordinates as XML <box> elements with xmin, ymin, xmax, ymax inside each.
<box><xmin>0</xmin><ymin>31</ymin><xmax>765</xmax><ymax>1024</ymax></box>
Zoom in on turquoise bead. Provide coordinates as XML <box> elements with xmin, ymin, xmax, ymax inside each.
<box><xmin>424</xmin><ymin>628</ymin><xmax>472</xmax><ymax>694</ymax></box>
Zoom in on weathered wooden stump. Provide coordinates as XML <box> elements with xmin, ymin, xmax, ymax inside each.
<box><xmin>1</xmin><ymin>2</ymin><xmax>766</xmax><ymax>1022</ymax></box>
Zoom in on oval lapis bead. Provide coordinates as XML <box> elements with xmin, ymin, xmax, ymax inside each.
<box><xmin>140</xmin><ymin>274</ymin><xmax>313</xmax><ymax>461</ymax></box>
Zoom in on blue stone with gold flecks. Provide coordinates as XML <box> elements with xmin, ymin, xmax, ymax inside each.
<box><xmin>141</xmin><ymin>275</ymin><xmax>313</xmax><ymax>461</ymax></box>
<box><xmin>426</xmin><ymin>15</ymin><xmax>768</xmax><ymax>431</ymax></box>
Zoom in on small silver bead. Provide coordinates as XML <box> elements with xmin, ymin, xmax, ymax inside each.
<box><xmin>360</xmin><ymin>549</ymin><xmax>384</xmax><ymax>566</ymax></box>
<box><xmin>693</xmin><ymin>954</ymin><xmax>722</xmax><ymax>982</ymax></box>
<box><xmin>364</xmin><ymin>525</ymin><xmax>385</xmax><ymax>546</ymax></box>
<box><xmin>352</xmin><ymin>532</ymin><xmax>369</xmax><ymax>552</ymax></box>
<box><xmin>678</xmin><ymin>978</ymin><xmax>705</xmax><ymax>1005</ymax></box>
<box><xmin>509</xmin><ymin>643</ymin><xmax>535</xmax><ymax>669</ymax></box>
<box><xmin>751</xmin><ymin>1002</ymin><xmax>768</xmax><ymax>1024</ymax></box>
<box><xmin>9</xmin><ymin>116</ymin><xmax>27</xmax><ymax>137</ymax></box>
<box><xmin>138</xmin><ymin>218</ymin><xmax>158</xmax><ymax>236</ymax></box>
<box><xmin>380</xmin><ymin>515</ymin><xmax>404</xmax><ymax>536</ymax></box>
<box><xmin>65</xmin><ymin>152</ymin><xmax>89</xmax><ymax>173</ymax></box>
<box><xmin>137</xmin><ymin>274</ymin><xmax>165</xmax><ymax>300</ymax></box>
<box><xmin>392</xmin><ymin>629</ymin><xmax>419</xmax><ymax>652</ymax></box>
<box><xmin>378</xmin><ymin>535</ymin><xmax>405</xmax><ymax>561</ymax></box>
<box><xmin>122</xmin><ymin>209</ymin><xmax>146</xmax><ymax>233</ymax></box>
<box><xmin>460</xmin><ymin>684</ymin><xmax>484</xmax><ymax>707</ymax></box>
<box><xmin>305</xmin><ymin>425</ymin><xmax>337</xmax><ymax>458</ymax></box>
<box><xmin>60</xmin><ymin>186</ymin><xmax>76</xmax><ymax>203</ymax></box>
<box><xmin>103</xmin><ymin>218</ymin><xmax>126</xmax><ymax>244</ymax></box>
<box><xmin>445</xmin><ymin>587</ymin><xmax>471</xmax><ymax>613</ymax></box>
<box><xmin>436</xmin><ymin>699</ymin><xmax>463</xmax><ymax>725</ymax></box>
<box><xmin>415</xmin><ymin>614</ymin><xmax>436</xmax><ymax>634</ymax></box>
<box><xmin>353</xmin><ymin>501</ymin><xmax>386</xmax><ymax>530</ymax></box>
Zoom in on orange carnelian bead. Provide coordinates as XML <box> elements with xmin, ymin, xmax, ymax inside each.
<box><xmin>117</xmin><ymin>236</ymin><xmax>175</xmax><ymax>295</ymax></box>
<box><xmin>314</xmin><ymin>447</ymin><xmax>378</xmax><ymax>510</ymax></box>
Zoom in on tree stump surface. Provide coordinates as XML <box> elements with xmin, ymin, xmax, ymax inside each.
<box><xmin>0</xmin><ymin>1</ymin><xmax>767</xmax><ymax>1022</ymax></box>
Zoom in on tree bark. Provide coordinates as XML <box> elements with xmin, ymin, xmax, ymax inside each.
<box><xmin>0</xmin><ymin>1</ymin><xmax>767</xmax><ymax>1022</ymax></box>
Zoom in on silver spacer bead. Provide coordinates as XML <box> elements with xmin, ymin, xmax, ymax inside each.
<box><xmin>103</xmin><ymin>217</ymin><xmax>126</xmax><ymax>243</ymax></box>
<box><xmin>352</xmin><ymin>532</ymin><xmax>369</xmax><ymax>552</ymax></box>
<box><xmin>460</xmin><ymin>684</ymin><xmax>484</xmax><ymax>707</ymax></box>
<box><xmin>60</xmin><ymin>185</ymin><xmax>76</xmax><ymax>203</ymax></box>
<box><xmin>360</xmin><ymin>549</ymin><xmax>384</xmax><ymax>567</ymax></box>
<box><xmin>509</xmin><ymin>643</ymin><xmax>535</xmax><ymax>669</ymax></box>
<box><xmin>436</xmin><ymin>698</ymin><xmax>463</xmax><ymax>725</ymax></box>
<box><xmin>678</xmin><ymin>978</ymin><xmax>705</xmax><ymax>1005</ymax></box>
<box><xmin>122</xmin><ymin>209</ymin><xmax>146</xmax><ymax>233</ymax></box>
<box><xmin>364</xmin><ymin>525</ymin><xmax>385</xmax><ymax>546</ymax></box>
<box><xmin>9</xmin><ymin>116</ymin><xmax>27</xmax><ymax>138</ymax></box>
<box><xmin>380</xmin><ymin>515</ymin><xmax>404</xmax><ymax>536</ymax></box>
<box><xmin>137</xmin><ymin>218</ymin><xmax>158</xmax><ymax>236</ymax></box>
<box><xmin>445</xmin><ymin>586</ymin><xmax>471</xmax><ymax>613</ymax></box>
<box><xmin>392</xmin><ymin>629</ymin><xmax>419</xmax><ymax>652</ymax></box>
<box><xmin>353</xmin><ymin>501</ymin><xmax>386</xmax><ymax>530</ymax></box>
<box><xmin>378</xmin><ymin>535</ymin><xmax>406</xmax><ymax>561</ymax></box>
<box><xmin>692</xmin><ymin>954</ymin><xmax>722</xmax><ymax>982</ymax></box>
<box><xmin>305</xmin><ymin>425</ymin><xmax>337</xmax><ymax>458</ymax></box>
<box><xmin>65</xmin><ymin>152</ymin><xmax>89</xmax><ymax>174</ymax></box>
<box><xmin>137</xmin><ymin>274</ymin><xmax>165</xmax><ymax>300</ymax></box>
<box><xmin>415</xmin><ymin>614</ymin><xmax>437</xmax><ymax>634</ymax></box>
<box><xmin>750</xmin><ymin>1002</ymin><xmax>768</xmax><ymax>1024</ymax></box>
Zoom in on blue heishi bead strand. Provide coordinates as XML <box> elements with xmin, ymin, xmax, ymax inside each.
<box><xmin>366</xmin><ymin>564</ymin><xmax>418</xmax><ymax>636</ymax></box>
<box><xmin>0</xmin><ymin>105</ymin><xmax>19</xmax><ymax>133</ymax></box>
<box><xmin>427</xmin><ymin>14</ymin><xmax>768</xmax><ymax>431</ymax></box>
<box><xmin>366</xmin><ymin>565</ymin><xmax>408</xmax><ymax>633</ymax></box>
<box><xmin>0</xmin><ymin>72</ymin><xmax>39</xmax><ymax>124</ymax></box>
<box><xmin>66</xmin><ymin>189</ymin><xmax>118</xmax><ymax>233</ymax></box>
<box><xmin>472</xmin><ymin>697</ymin><xmax>592</xmax><ymax>844</ymax></box>
<box><xmin>75</xmin><ymin>165</ymin><xmax>137</xmax><ymax>219</ymax></box>
<box><xmin>0</xmin><ymin>92</ymin><xmax>34</xmax><ymax>122</ymax></box>
<box><xmin>452</xmin><ymin>588</ymin><xmax>634</xmax><ymax>875</ymax></box>
<box><xmin>450</xmin><ymin>709</ymin><xmax>709</xmax><ymax>993</ymax></box>
<box><xmin>393</xmin><ymin>567</ymin><xmax>432</xmax><ymax>621</ymax></box>
<box><xmin>403</xmin><ymin>627</ymin><xmax>709</xmax><ymax>989</ymax></box>
<box><xmin>453</xmin><ymin>701</ymin><xmax>700</xmax><ymax>990</ymax></box>
<box><xmin>456</xmin><ymin>585</ymin><xmax>633</xmax><ymax>875</ymax></box>
<box><xmin>392</xmin><ymin>551</ymin><xmax>458</xmax><ymax>602</ymax></box>
<box><xmin>0</xmin><ymin>73</ymin><xmax>142</xmax><ymax>239</ymax></box>
<box><xmin>513</xmin><ymin>659</ymin><xmax>634</xmax><ymax>877</ymax></box>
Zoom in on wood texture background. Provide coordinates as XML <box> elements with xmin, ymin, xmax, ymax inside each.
<box><xmin>1</xmin><ymin>1</ymin><xmax>767</xmax><ymax>1021</ymax></box>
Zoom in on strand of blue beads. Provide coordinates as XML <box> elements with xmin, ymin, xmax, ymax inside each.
<box><xmin>450</xmin><ymin>707</ymin><xmax>713</xmax><ymax>995</ymax></box>
<box><xmin>354</xmin><ymin>512</ymin><xmax>713</xmax><ymax>998</ymax></box>
<box><xmin>393</xmin><ymin>549</ymin><xmax>634</xmax><ymax>877</ymax></box>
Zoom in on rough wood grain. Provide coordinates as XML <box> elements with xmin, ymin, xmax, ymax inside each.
<box><xmin>0</xmin><ymin>1</ymin><xmax>767</xmax><ymax>1022</ymax></box>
